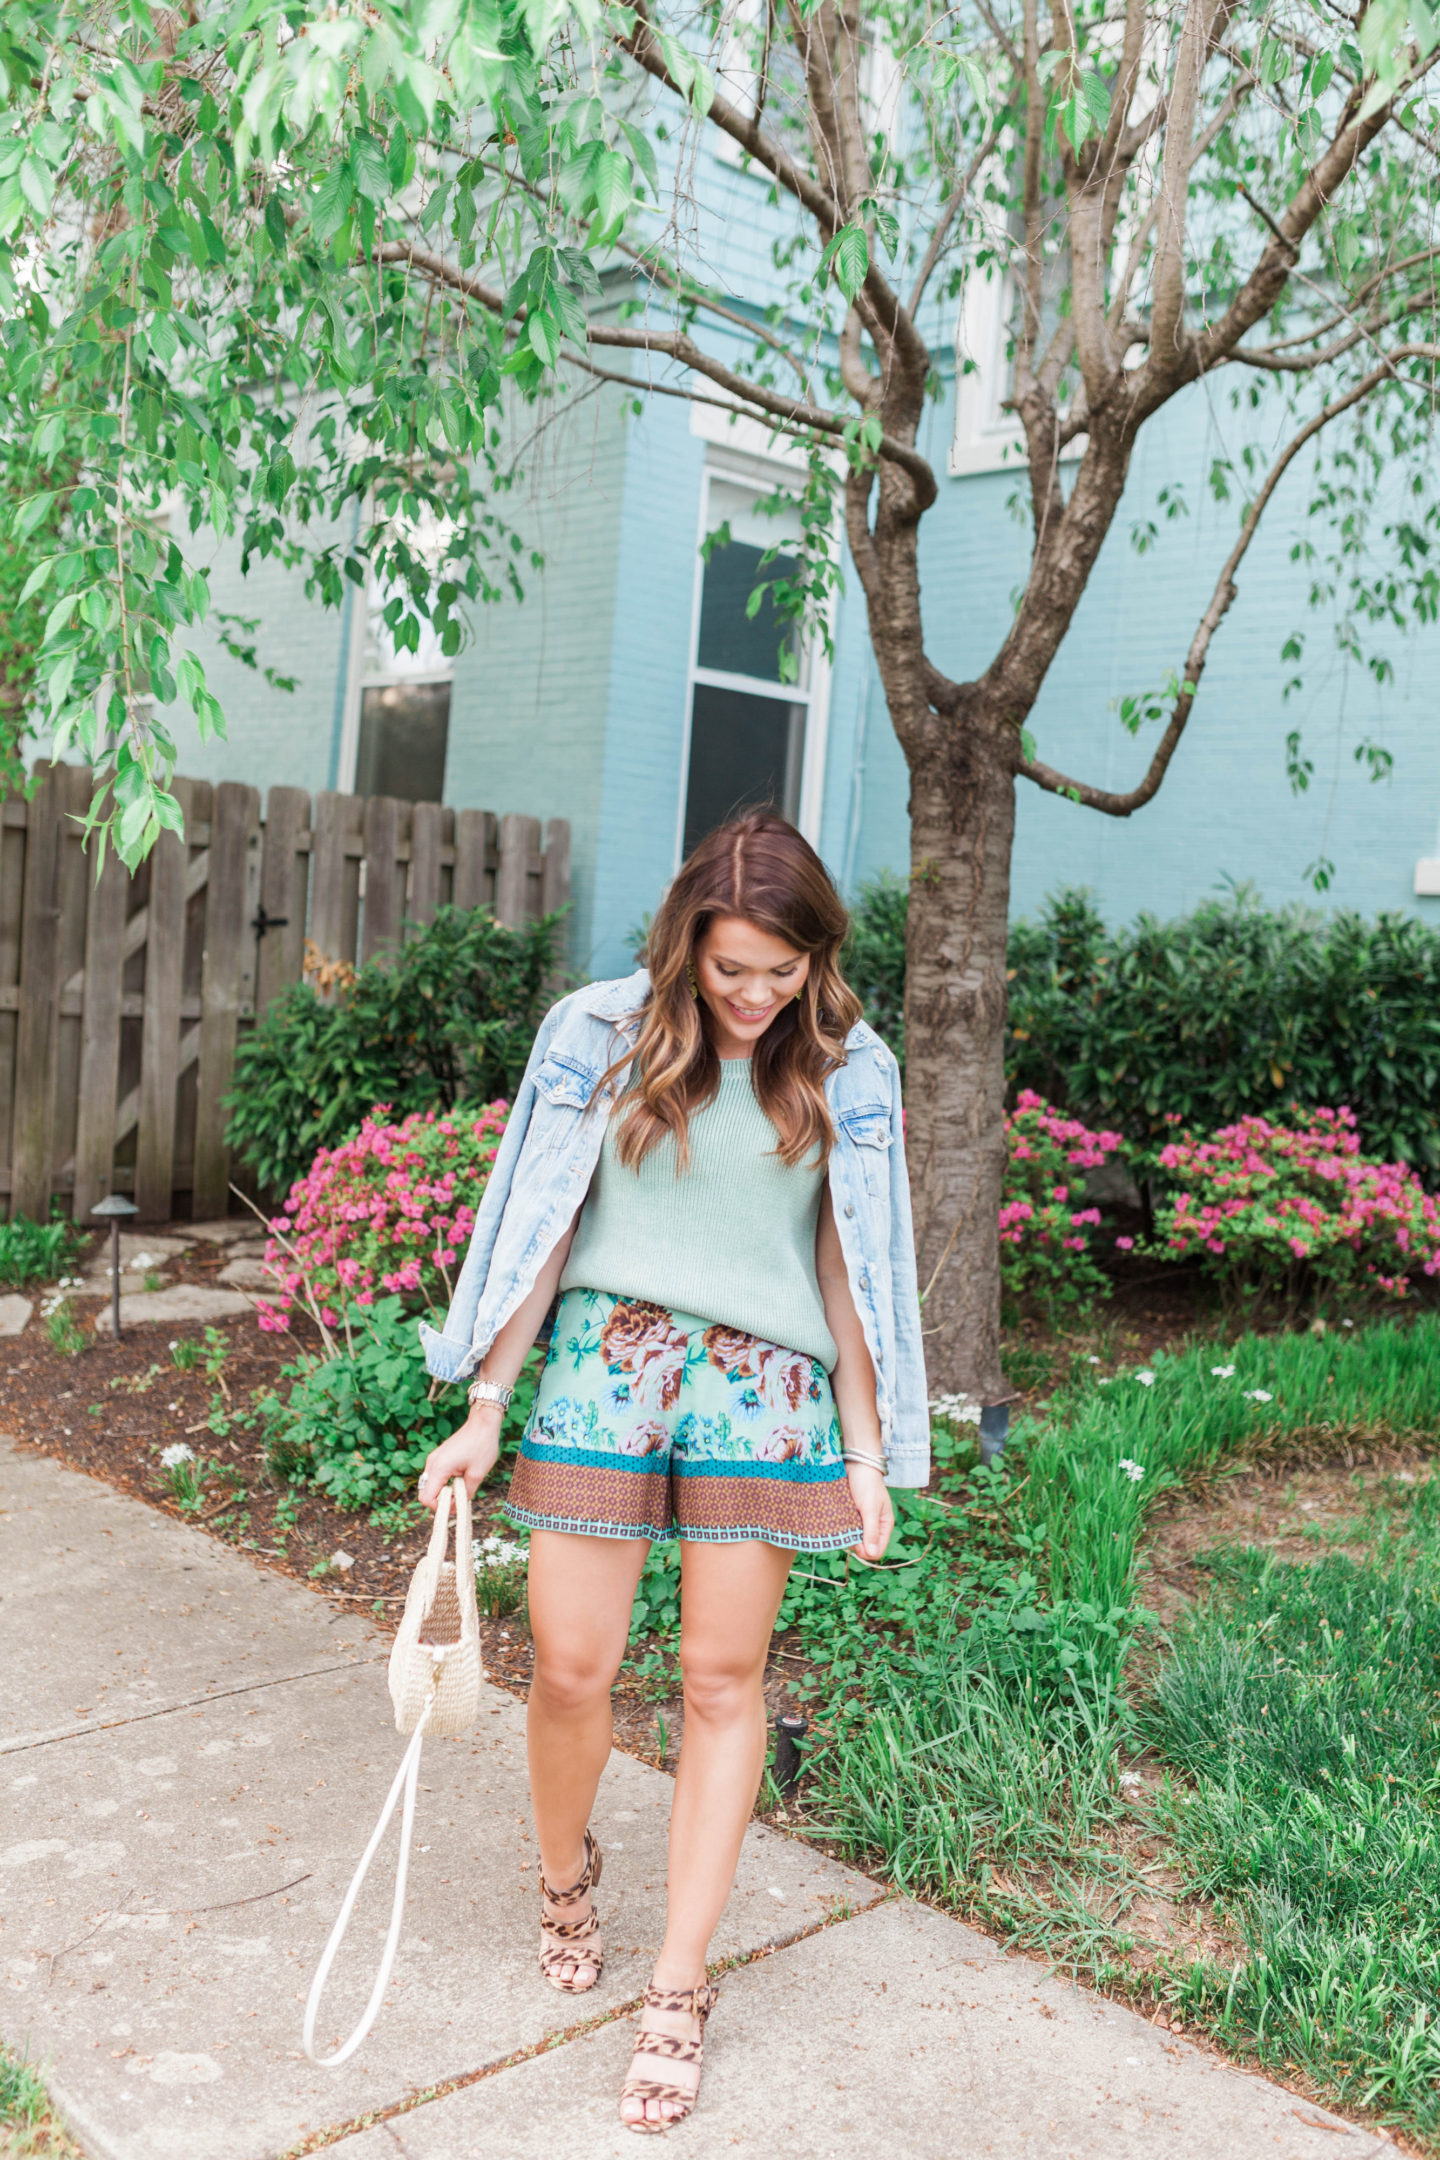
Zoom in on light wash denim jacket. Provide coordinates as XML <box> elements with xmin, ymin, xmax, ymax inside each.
<box><xmin>419</xmin><ymin>969</ymin><xmax>930</xmax><ymax>1487</ymax></box>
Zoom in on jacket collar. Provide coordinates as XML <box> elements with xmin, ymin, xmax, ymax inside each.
<box><xmin>576</xmin><ymin>969</ymin><xmax>651</xmax><ymax>1029</ymax></box>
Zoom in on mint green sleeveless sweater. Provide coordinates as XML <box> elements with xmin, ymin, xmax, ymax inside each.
<box><xmin>560</xmin><ymin>1058</ymin><xmax>838</xmax><ymax>1370</ymax></box>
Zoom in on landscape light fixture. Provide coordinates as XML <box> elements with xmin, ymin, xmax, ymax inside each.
<box><xmin>90</xmin><ymin>1194</ymin><xmax>139</xmax><ymax>1341</ymax></box>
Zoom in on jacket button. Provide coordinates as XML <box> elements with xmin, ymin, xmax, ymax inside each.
<box><xmin>844</xmin><ymin>1203</ymin><xmax>855</xmax><ymax>1219</ymax></box>
<box><xmin>858</xmin><ymin>1271</ymin><xmax>869</xmax><ymax>1292</ymax></box>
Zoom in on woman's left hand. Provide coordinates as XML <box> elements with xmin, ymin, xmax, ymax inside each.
<box><xmin>846</xmin><ymin>1463</ymin><xmax>893</xmax><ymax>1563</ymax></box>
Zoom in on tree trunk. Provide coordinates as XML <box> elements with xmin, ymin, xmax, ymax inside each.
<box><xmin>901</xmin><ymin>704</ymin><xmax>1016</xmax><ymax>1403</ymax></box>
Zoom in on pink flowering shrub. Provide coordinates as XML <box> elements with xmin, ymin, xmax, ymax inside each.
<box><xmin>256</xmin><ymin>1102</ymin><xmax>509</xmax><ymax>1332</ymax></box>
<box><xmin>1001</xmin><ymin>1090</ymin><xmax>1126</xmax><ymax>1316</ymax></box>
<box><xmin>1154</xmin><ymin>1105</ymin><xmax>1440</xmax><ymax>1306</ymax></box>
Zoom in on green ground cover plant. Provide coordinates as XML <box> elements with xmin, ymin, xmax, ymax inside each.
<box><xmin>0</xmin><ymin>2037</ymin><xmax>79</xmax><ymax>2157</ymax></box>
<box><xmin>226</xmin><ymin>906</ymin><xmax>562</xmax><ymax>1192</ymax></box>
<box><xmin>793</xmin><ymin>1316</ymin><xmax>1440</xmax><ymax>2142</ymax></box>
<box><xmin>1148</xmin><ymin>1486</ymin><xmax>1440</xmax><ymax>2137</ymax></box>
<box><xmin>0</xmin><ymin>1215</ymin><xmax>83</xmax><ymax>1289</ymax></box>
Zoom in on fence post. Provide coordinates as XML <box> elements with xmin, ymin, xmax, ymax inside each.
<box><xmin>72</xmin><ymin>831</ymin><xmax>129</xmax><ymax>1222</ymax></box>
<box><xmin>496</xmin><ymin>813</ymin><xmax>540</xmax><ymax>926</ymax></box>
<box><xmin>194</xmin><ymin>781</ymin><xmax>261</xmax><ymax>1219</ymax></box>
<box><xmin>10</xmin><ymin>765</ymin><xmax>64</xmax><ymax>1221</ymax></box>
<box><xmin>134</xmin><ymin>778</ymin><xmax>192</xmax><ymax>1222</ymax></box>
<box><xmin>362</xmin><ymin>794</ymin><xmax>403</xmax><ymax>958</ymax></box>
<box><xmin>255</xmin><ymin>786</ymin><xmax>311</xmax><ymax>1013</ymax></box>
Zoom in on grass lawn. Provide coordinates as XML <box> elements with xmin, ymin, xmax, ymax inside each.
<box><xmin>768</xmin><ymin>1313</ymin><xmax>1440</xmax><ymax>2149</ymax></box>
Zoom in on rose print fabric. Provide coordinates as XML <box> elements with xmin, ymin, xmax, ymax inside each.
<box><xmin>505</xmin><ymin>1288</ymin><xmax>862</xmax><ymax>1551</ymax></box>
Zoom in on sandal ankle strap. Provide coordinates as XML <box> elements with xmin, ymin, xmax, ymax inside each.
<box><xmin>539</xmin><ymin>1828</ymin><xmax>599</xmax><ymax>1908</ymax></box>
<box><xmin>641</xmin><ymin>1979</ymin><xmax>719</xmax><ymax>2021</ymax></box>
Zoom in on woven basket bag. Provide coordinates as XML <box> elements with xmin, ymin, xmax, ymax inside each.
<box><xmin>303</xmin><ymin>1478</ymin><xmax>483</xmax><ymax>2067</ymax></box>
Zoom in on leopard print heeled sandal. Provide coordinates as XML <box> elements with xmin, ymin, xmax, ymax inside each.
<box><xmin>619</xmin><ymin>1978</ymin><xmax>720</xmax><ymax>2135</ymax></box>
<box><xmin>538</xmin><ymin>1828</ymin><xmax>604</xmax><ymax>1993</ymax></box>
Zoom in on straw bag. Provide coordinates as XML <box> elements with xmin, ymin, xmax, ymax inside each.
<box><xmin>303</xmin><ymin>1478</ymin><xmax>483</xmax><ymax>2067</ymax></box>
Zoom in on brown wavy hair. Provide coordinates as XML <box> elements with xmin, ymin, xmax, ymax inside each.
<box><xmin>606</xmin><ymin>811</ymin><xmax>863</xmax><ymax>1170</ymax></box>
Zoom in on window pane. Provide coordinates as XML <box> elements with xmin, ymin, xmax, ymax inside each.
<box><xmin>683</xmin><ymin>684</ymin><xmax>804</xmax><ymax>855</ymax></box>
<box><xmin>696</xmin><ymin>537</ymin><xmax>798</xmax><ymax>684</ymax></box>
<box><xmin>355</xmin><ymin>682</ymin><xmax>451</xmax><ymax>804</ymax></box>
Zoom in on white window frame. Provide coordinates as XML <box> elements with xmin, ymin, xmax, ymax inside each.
<box><xmin>674</xmin><ymin>437</ymin><xmax>834</xmax><ymax>868</ymax></box>
<box><xmin>336</xmin><ymin>529</ymin><xmax>457</xmax><ymax>795</ymax></box>
<box><xmin>949</xmin><ymin>262</ymin><xmax>1088</xmax><ymax>479</ymax></box>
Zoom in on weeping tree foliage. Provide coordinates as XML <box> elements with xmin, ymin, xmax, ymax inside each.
<box><xmin>3</xmin><ymin>0</ymin><xmax>1438</xmax><ymax>1391</ymax></box>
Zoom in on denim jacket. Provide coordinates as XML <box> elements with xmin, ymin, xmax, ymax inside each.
<box><xmin>420</xmin><ymin>970</ymin><xmax>930</xmax><ymax>1486</ymax></box>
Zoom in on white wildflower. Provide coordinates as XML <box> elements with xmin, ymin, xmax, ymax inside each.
<box><xmin>476</xmin><ymin>1537</ymin><xmax>526</xmax><ymax>1571</ymax></box>
<box><xmin>1097</xmin><ymin>1377</ymin><xmax>1114</xmax><ymax>1387</ymax></box>
<box><xmin>1119</xmin><ymin>1769</ymin><xmax>1145</xmax><ymax>1791</ymax></box>
<box><xmin>929</xmin><ymin>1393</ymin><xmax>981</xmax><ymax>1424</ymax></box>
<box><xmin>1243</xmin><ymin>1388</ymin><xmax>1274</xmax><ymax>1404</ymax></box>
<box><xmin>1134</xmin><ymin>1370</ymin><xmax>1156</xmax><ymax>1387</ymax></box>
<box><xmin>1211</xmin><ymin>1364</ymin><xmax>1236</xmax><ymax>1378</ymax></box>
<box><xmin>1341</xmin><ymin>1318</ymin><xmax>1355</xmax><ymax>1329</ymax></box>
<box><xmin>1118</xmin><ymin>1458</ymin><xmax>1146</xmax><ymax>1482</ymax></box>
<box><xmin>1086</xmin><ymin>1355</ymin><xmax>1101</xmax><ymax>1365</ymax></box>
<box><xmin>159</xmin><ymin>1442</ymin><xmax>195</xmax><ymax>1468</ymax></box>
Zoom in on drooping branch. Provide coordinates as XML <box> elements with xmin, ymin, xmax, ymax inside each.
<box><xmin>372</xmin><ymin>237</ymin><xmax>938</xmax><ymax>500</ymax></box>
<box><xmin>1018</xmin><ymin>345</ymin><xmax>1440</xmax><ymax>814</ymax></box>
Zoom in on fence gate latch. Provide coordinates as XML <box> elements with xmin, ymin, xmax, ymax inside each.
<box><xmin>252</xmin><ymin>903</ymin><xmax>289</xmax><ymax>940</ymax></box>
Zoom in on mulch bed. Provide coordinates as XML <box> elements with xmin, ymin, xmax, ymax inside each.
<box><xmin>0</xmin><ymin>1225</ymin><xmax>794</xmax><ymax>1764</ymax></box>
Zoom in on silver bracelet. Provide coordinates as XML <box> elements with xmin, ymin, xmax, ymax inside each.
<box><xmin>467</xmin><ymin>1378</ymin><xmax>514</xmax><ymax>1412</ymax></box>
<box><xmin>842</xmin><ymin>1447</ymin><xmax>889</xmax><ymax>1476</ymax></box>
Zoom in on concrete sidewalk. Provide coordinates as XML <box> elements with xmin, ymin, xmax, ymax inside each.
<box><xmin>0</xmin><ymin>1432</ymin><xmax>1399</xmax><ymax>2160</ymax></box>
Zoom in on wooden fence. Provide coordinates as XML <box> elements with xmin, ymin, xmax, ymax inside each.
<box><xmin>0</xmin><ymin>763</ymin><xmax>571</xmax><ymax>1224</ymax></box>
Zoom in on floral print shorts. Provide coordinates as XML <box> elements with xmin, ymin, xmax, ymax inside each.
<box><xmin>505</xmin><ymin>1287</ymin><xmax>863</xmax><ymax>1552</ymax></box>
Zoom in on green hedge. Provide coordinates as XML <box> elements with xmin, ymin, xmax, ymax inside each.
<box><xmin>225</xmin><ymin>905</ymin><xmax>564</xmax><ymax>1193</ymax></box>
<box><xmin>847</xmin><ymin>879</ymin><xmax>1440</xmax><ymax>1175</ymax></box>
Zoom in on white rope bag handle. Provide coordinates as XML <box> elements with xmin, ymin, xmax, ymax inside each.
<box><xmin>301</xmin><ymin>1657</ymin><xmax>440</xmax><ymax>2067</ymax></box>
<box><xmin>303</xmin><ymin>1479</ymin><xmax>478</xmax><ymax>2068</ymax></box>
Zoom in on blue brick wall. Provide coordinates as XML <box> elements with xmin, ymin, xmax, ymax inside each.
<box><xmin>823</xmin><ymin>383</ymin><xmax>1440</xmax><ymax>932</ymax></box>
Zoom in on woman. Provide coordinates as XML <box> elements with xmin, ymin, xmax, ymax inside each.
<box><xmin>416</xmin><ymin>811</ymin><xmax>927</xmax><ymax>2133</ymax></box>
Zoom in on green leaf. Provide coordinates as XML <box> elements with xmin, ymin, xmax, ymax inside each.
<box><xmin>16</xmin><ymin>491</ymin><xmax>56</xmax><ymax>540</ymax></box>
<box><xmin>18</xmin><ymin>558</ymin><xmax>54</xmax><ymax>604</ymax></box>
<box><xmin>822</xmin><ymin>222</ymin><xmax>869</xmax><ymax>302</ymax></box>
<box><xmin>312</xmin><ymin>169</ymin><xmax>354</xmax><ymax>247</ymax></box>
<box><xmin>350</xmin><ymin>131</ymin><xmax>390</xmax><ymax>203</ymax></box>
<box><xmin>19</xmin><ymin>155</ymin><xmax>53</xmax><ymax>219</ymax></box>
<box><xmin>264</xmin><ymin>194</ymin><xmax>287</xmax><ymax>254</ymax></box>
<box><xmin>527</xmin><ymin>309</ymin><xmax>560</xmax><ymax>365</ymax></box>
<box><xmin>592</xmin><ymin>148</ymin><xmax>630</xmax><ymax>231</ymax></box>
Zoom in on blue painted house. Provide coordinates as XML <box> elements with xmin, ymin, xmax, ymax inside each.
<box><xmin>173</xmin><ymin>136</ymin><xmax>1440</xmax><ymax>976</ymax></box>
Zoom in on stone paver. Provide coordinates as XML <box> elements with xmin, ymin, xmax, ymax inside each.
<box><xmin>326</xmin><ymin>1901</ymin><xmax>1394</xmax><ymax>2160</ymax></box>
<box><xmin>186</xmin><ymin>1223</ymin><xmax>254</xmax><ymax>1245</ymax></box>
<box><xmin>0</xmin><ymin>1293</ymin><xmax>33</xmax><ymax>1335</ymax></box>
<box><xmin>215</xmin><ymin>1259</ymin><xmax>278</xmax><ymax>1291</ymax></box>
<box><xmin>92</xmin><ymin>1286</ymin><xmax>253</xmax><ymax>1332</ymax></box>
<box><xmin>0</xmin><ymin>1433</ymin><xmax>1403</xmax><ymax>2160</ymax></box>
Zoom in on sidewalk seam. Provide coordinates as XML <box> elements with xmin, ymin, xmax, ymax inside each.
<box><xmin>278</xmin><ymin>1886</ymin><xmax>894</xmax><ymax>2159</ymax></box>
<box><xmin>0</xmin><ymin>1656</ymin><xmax>387</xmax><ymax>1757</ymax></box>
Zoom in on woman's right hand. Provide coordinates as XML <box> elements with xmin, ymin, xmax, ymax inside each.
<box><xmin>418</xmin><ymin>1405</ymin><xmax>504</xmax><ymax>1508</ymax></box>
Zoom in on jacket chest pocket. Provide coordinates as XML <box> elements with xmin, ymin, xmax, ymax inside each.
<box><xmin>532</xmin><ymin>1054</ymin><xmax>601</xmax><ymax>1149</ymax></box>
<box><xmin>839</xmin><ymin>1103</ymin><xmax>893</xmax><ymax>1195</ymax></box>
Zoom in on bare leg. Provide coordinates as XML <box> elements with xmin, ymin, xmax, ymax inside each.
<box><xmin>619</xmin><ymin>1539</ymin><xmax>794</xmax><ymax>2128</ymax></box>
<box><xmin>526</xmin><ymin>1528</ymin><xmax>649</xmax><ymax>1987</ymax></box>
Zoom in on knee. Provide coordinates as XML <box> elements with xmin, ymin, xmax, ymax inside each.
<box><xmin>531</xmin><ymin>1648</ymin><xmax>615</xmax><ymax>1716</ymax></box>
<box><xmin>679</xmin><ymin>1649</ymin><xmax>761</xmax><ymax>1725</ymax></box>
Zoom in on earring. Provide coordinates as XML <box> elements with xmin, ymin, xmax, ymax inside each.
<box><xmin>686</xmin><ymin>960</ymin><xmax>699</xmax><ymax>1001</ymax></box>
<box><xmin>794</xmin><ymin>987</ymin><xmax>803</xmax><ymax>1001</ymax></box>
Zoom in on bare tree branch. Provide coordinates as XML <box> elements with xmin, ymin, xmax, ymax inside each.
<box><xmin>907</xmin><ymin>119</ymin><xmax>1006</xmax><ymax>319</ymax></box>
<box><xmin>1019</xmin><ymin>344</ymin><xmax>1440</xmax><ymax>813</ymax></box>
<box><xmin>1149</xmin><ymin>0</ymin><xmax>1216</xmax><ymax>369</ymax></box>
